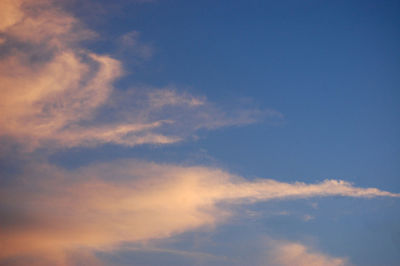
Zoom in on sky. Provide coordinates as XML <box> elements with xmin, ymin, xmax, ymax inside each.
<box><xmin>0</xmin><ymin>0</ymin><xmax>399</xmax><ymax>265</ymax></box>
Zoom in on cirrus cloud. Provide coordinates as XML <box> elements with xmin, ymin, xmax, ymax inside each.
<box><xmin>1</xmin><ymin>1</ymin><xmax>398</xmax><ymax>266</ymax></box>
<box><xmin>0</xmin><ymin>0</ymin><xmax>278</xmax><ymax>152</ymax></box>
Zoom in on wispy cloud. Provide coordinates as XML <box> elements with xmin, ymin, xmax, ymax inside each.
<box><xmin>117</xmin><ymin>30</ymin><xmax>154</xmax><ymax>59</ymax></box>
<box><xmin>1</xmin><ymin>1</ymin><xmax>397</xmax><ymax>266</ymax></box>
<box><xmin>0</xmin><ymin>160</ymin><xmax>396</xmax><ymax>264</ymax></box>
<box><xmin>0</xmin><ymin>0</ymin><xmax>276</xmax><ymax>152</ymax></box>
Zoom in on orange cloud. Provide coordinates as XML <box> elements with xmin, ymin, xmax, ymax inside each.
<box><xmin>1</xmin><ymin>2</ymin><xmax>394</xmax><ymax>266</ymax></box>
<box><xmin>0</xmin><ymin>0</ymin><xmax>93</xmax><ymax>48</ymax></box>
<box><xmin>0</xmin><ymin>0</ymin><xmax>123</xmax><ymax>150</ymax></box>
<box><xmin>0</xmin><ymin>160</ymin><xmax>397</xmax><ymax>265</ymax></box>
<box><xmin>0</xmin><ymin>0</ymin><xmax>274</xmax><ymax>152</ymax></box>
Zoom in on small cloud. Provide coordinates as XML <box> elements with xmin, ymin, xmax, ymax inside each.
<box><xmin>302</xmin><ymin>214</ymin><xmax>315</xmax><ymax>222</ymax></box>
<box><xmin>118</xmin><ymin>30</ymin><xmax>154</xmax><ymax>59</ymax></box>
<box><xmin>274</xmin><ymin>211</ymin><xmax>291</xmax><ymax>216</ymax></box>
<box><xmin>265</xmin><ymin>240</ymin><xmax>348</xmax><ymax>266</ymax></box>
<box><xmin>148</xmin><ymin>88</ymin><xmax>206</xmax><ymax>108</ymax></box>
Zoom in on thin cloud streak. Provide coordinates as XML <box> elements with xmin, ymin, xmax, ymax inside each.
<box><xmin>0</xmin><ymin>160</ymin><xmax>397</xmax><ymax>264</ymax></box>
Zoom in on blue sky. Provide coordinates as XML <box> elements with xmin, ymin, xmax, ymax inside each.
<box><xmin>0</xmin><ymin>0</ymin><xmax>399</xmax><ymax>265</ymax></box>
<box><xmin>83</xmin><ymin>0</ymin><xmax>400</xmax><ymax>185</ymax></box>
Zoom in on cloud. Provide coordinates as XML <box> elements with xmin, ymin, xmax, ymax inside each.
<box><xmin>1</xmin><ymin>1</ymin><xmax>396</xmax><ymax>266</ymax></box>
<box><xmin>0</xmin><ymin>0</ymin><xmax>121</xmax><ymax>150</ymax></box>
<box><xmin>118</xmin><ymin>30</ymin><xmax>154</xmax><ymax>59</ymax></box>
<box><xmin>0</xmin><ymin>0</ymin><xmax>275</xmax><ymax>152</ymax></box>
<box><xmin>0</xmin><ymin>159</ymin><xmax>397</xmax><ymax>265</ymax></box>
<box><xmin>265</xmin><ymin>241</ymin><xmax>348</xmax><ymax>266</ymax></box>
<box><xmin>302</xmin><ymin>214</ymin><xmax>315</xmax><ymax>222</ymax></box>
<box><xmin>0</xmin><ymin>0</ymin><xmax>94</xmax><ymax>48</ymax></box>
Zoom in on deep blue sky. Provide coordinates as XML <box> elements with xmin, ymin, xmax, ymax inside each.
<box><xmin>69</xmin><ymin>0</ymin><xmax>400</xmax><ymax>189</ymax></box>
<box><xmin>92</xmin><ymin>2</ymin><xmax>400</xmax><ymax>264</ymax></box>
<box><xmin>47</xmin><ymin>2</ymin><xmax>400</xmax><ymax>264</ymax></box>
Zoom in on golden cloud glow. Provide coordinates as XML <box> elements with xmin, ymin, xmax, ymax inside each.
<box><xmin>0</xmin><ymin>160</ymin><xmax>397</xmax><ymax>264</ymax></box>
<box><xmin>0</xmin><ymin>0</ymin><xmax>273</xmax><ymax>151</ymax></box>
<box><xmin>1</xmin><ymin>1</ymin><xmax>397</xmax><ymax>266</ymax></box>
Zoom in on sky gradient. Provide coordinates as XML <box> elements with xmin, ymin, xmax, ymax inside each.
<box><xmin>0</xmin><ymin>0</ymin><xmax>399</xmax><ymax>265</ymax></box>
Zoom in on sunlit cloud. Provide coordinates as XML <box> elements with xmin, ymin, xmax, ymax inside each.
<box><xmin>1</xmin><ymin>1</ymin><xmax>398</xmax><ymax>266</ymax></box>
<box><xmin>0</xmin><ymin>160</ymin><xmax>397</xmax><ymax>264</ymax></box>
<box><xmin>265</xmin><ymin>240</ymin><xmax>348</xmax><ymax>266</ymax></box>
<box><xmin>0</xmin><ymin>0</ymin><xmax>276</xmax><ymax>152</ymax></box>
<box><xmin>0</xmin><ymin>0</ymin><xmax>94</xmax><ymax>49</ymax></box>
